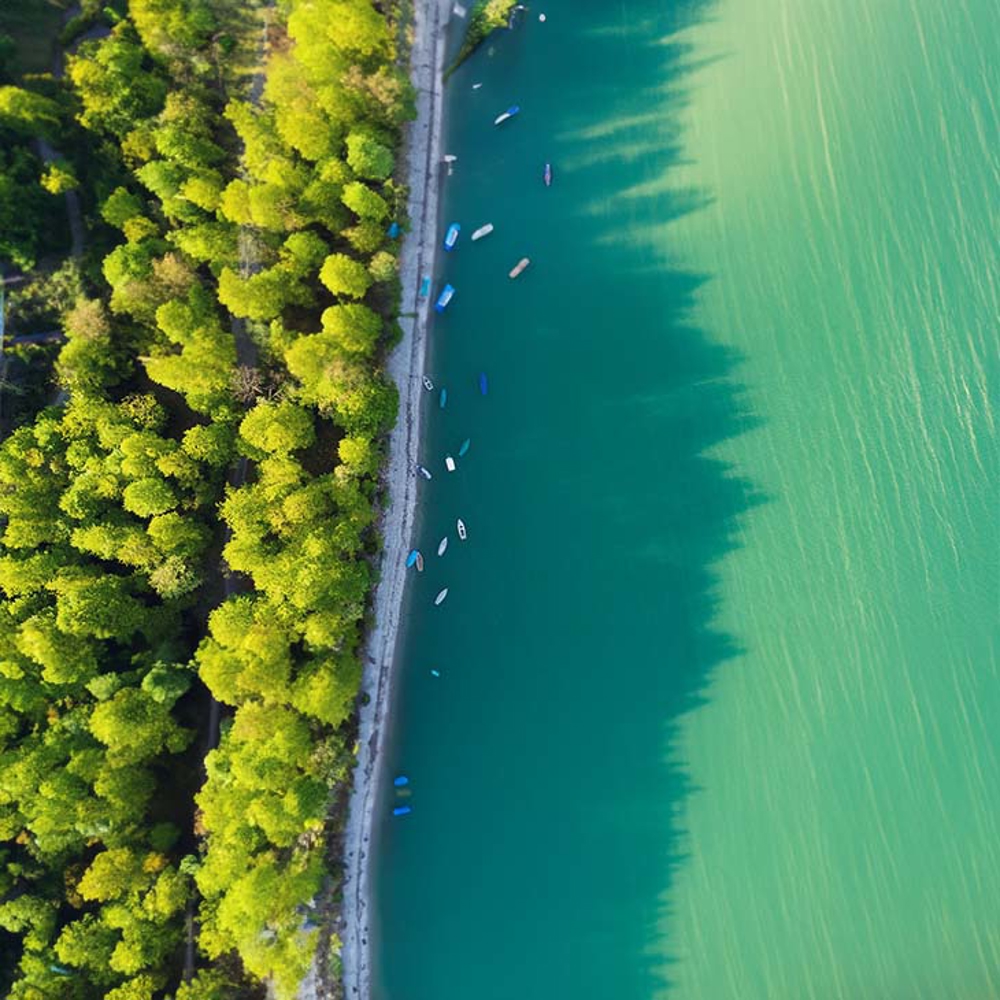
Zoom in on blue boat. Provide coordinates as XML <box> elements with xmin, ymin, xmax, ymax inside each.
<box><xmin>544</xmin><ymin>162</ymin><xmax>552</xmax><ymax>186</ymax></box>
<box><xmin>458</xmin><ymin>438</ymin><xmax>471</xmax><ymax>457</ymax></box>
<box><xmin>479</xmin><ymin>372</ymin><xmax>488</xmax><ymax>395</ymax></box>
<box><xmin>419</xmin><ymin>276</ymin><xmax>431</xmax><ymax>298</ymax></box>
<box><xmin>439</xmin><ymin>388</ymin><xmax>447</xmax><ymax>409</ymax></box>
<box><xmin>393</xmin><ymin>806</ymin><xmax>412</xmax><ymax>817</ymax></box>
<box><xmin>435</xmin><ymin>284</ymin><xmax>455</xmax><ymax>313</ymax></box>
<box><xmin>444</xmin><ymin>223</ymin><xmax>460</xmax><ymax>250</ymax></box>
<box><xmin>387</xmin><ymin>221</ymin><xmax>400</xmax><ymax>238</ymax></box>
<box><xmin>405</xmin><ymin>550</ymin><xmax>419</xmax><ymax>568</ymax></box>
<box><xmin>494</xmin><ymin>105</ymin><xmax>520</xmax><ymax>125</ymax></box>
<box><xmin>394</xmin><ymin>775</ymin><xmax>409</xmax><ymax>787</ymax></box>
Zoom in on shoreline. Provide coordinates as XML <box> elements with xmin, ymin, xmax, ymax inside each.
<box><xmin>339</xmin><ymin>0</ymin><xmax>450</xmax><ymax>995</ymax></box>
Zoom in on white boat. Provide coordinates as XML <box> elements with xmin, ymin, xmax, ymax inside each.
<box><xmin>417</xmin><ymin>465</ymin><xmax>432</xmax><ymax>480</ymax></box>
<box><xmin>438</xmin><ymin>536</ymin><xmax>448</xmax><ymax>556</ymax></box>
<box><xmin>471</xmin><ymin>223</ymin><xmax>494</xmax><ymax>241</ymax></box>
<box><xmin>472</xmin><ymin>82</ymin><xmax>483</xmax><ymax>90</ymax></box>
<box><xmin>445</xmin><ymin>455</ymin><xmax>456</xmax><ymax>472</ymax></box>
<box><xmin>422</xmin><ymin>376</ymin><xmax>434</xmax><ymax>391</ymax></box>
<box><xmin>509</xmin><ymin>257</ymin><xmax>530</xmax><ymax>279</ymax></box>
<box><xmin>434</xmin><ymin>588</ymin><xmax>449</xmax><ymax>606</ymax></box>
<box><xmin>456</xmin><ymin>519</ymin><xmax>467</xmax><ymax>540</ymax></box>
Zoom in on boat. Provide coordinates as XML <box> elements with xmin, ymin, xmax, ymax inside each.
<box><xmin>394</xmin><ymin>775</ymin><xmax>409</xmax><ymax>787</ymax></box>
<box><xmin>544</xmin><ymin>163</ymin><xmax>552</xmax><ymax>186</ymax></box>
<box><xmin>387</xmin><ymin>221</ymin><xmax>400</xmax><ymax>238</ymax></box>
<box><xmin>430</xmin><ymin>668</ymin><xmax>440</xmax><ymax>677</ymax></box>
<box><xmin>479</xmin><ymin>372</ymin><xmax>488</xmax><ymax>395</ymax></box>
<box><xmin>422</xmin><ymin>375</ymin><xmax>434</xmax><ymax>391</ymax></box>
<box><xmin>405</xmin><ymin>550</ymin><xmax>419</xmax><ymax>568</ymax></box>
<box><xmin>445</xmin><ymin>455</ymin><xmax>456</xmax><ymax>472</ymax></box>
<box><xmin>494</xmin><ymin>105</ymin><xmax>520</xmax><ymax>126</ymax></box>
<box><xmin>435</xmin><ymin>284</ymin><xmax>455</xmax><ymax>313</ymax></box>
<box><xmin>393</xmin><ymin>806</ymin><xmax>412</xmax><ymax>816</ymax></box>
<box><xmin>434</xmin><ymin>588</ymin><xmax>449</xmax><ymax>606</ymax></box>
<box><xmin>437</xmin><ymin>536</ymin><xmax>448</xmax><ymax>556</ymax></box>
<box><xmin>509</xmin><ymin>257</ymin><xmax>530</xmax><ymax>279</ymax></box>
<box><xmin>456</xmin><ymin>518</ymin><xmax>467</xmax><ymax>540</ymax></box>
<box><xmin>439</xmin><ymin>388</ymin><xmax>447</xmax><ymax>409</ymax></box>
<box><xmin>472</xmin><ymin>82</ymin><xmax>483</xmax><ymax>90</ymax></box>
<box><xmin>458</xmin><ymin>438</ymin><xmax>471</xmax><ymax>457</ymax></box>
<box><xmin>444</xmin><ymin>223</ymin><xmax>460</xmax><ymax>251</ymax></box>
<box><xmin>471</xmin><ymin>223</ymin><xmax>494</xmax><ymax>241</ymax></box>
<box><xmin>415</xmin><ymin>552</ymin><xmax>424</xmax><ymax>572</ymax></box>
<box><xmin>417</xmin><ymin>465</ymin><xmax>432</xmax><ymax>480</ymax></box>
<box><xmin>419</xmin><ymin>276</ymin><xmax>431</xmax><ymax>298</ymax></box>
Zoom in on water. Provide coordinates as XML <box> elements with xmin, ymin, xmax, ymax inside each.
<box><xmin>372</xmin><ymin>1</ymin><xmax>999</xmax><ymax>997</ymax></box>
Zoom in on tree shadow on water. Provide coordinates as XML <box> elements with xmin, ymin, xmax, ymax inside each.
<box><xmin>375</xmin><ymin>1</ymin><xmax>765</xmax><ymax>997</ymax></box>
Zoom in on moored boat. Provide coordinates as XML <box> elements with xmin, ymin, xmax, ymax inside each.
<box><xmin>509</xmin><ymin>257</ymin><xmax>530</xmax><ymax>279</ymax></box>
<box><xmin>544</xmin><ymin>162</ymin><xmax>552</xmax><ymax>186</ymax></box>
<box><xmin>494</xmin><ymin>105</ymin><xmax>520</xmax><ymax>125</ymax></box>
<box><xmin>458</xmin><ymin>438</ymin><xmax>471</xmax><ymax>457</ymax></box>
<box><xmin>437</xmin><ymin>536</ymin><xmax>448</xmax><ymax>556</ymax></box>
<box><xmin>422</xmin><ymin>375</ymin><xmax>434</xmax><ymax>391</ymax></box>
<box><xmin>405</xmin><ymin>549</ymin><xmax>419</xmax><ymax>568</ymax></box>
<box><xmin>434</xmin><ymin>588</ymin><xmax>449</xmax><ymax>606</ymax></box>
<box><xmin>415</xmin><ymin>552</ymin><xmax>424</xmax><ymax>572</ymax></box>
<box><xmin>445</xmin><ymin>455</ymin><xmax>456</xmax><ymax>472</ymax></box>
<box><xmin>479</xmin><ymin>372</ymin><xmax>488</xmax><ymax>395</ymax></box>
<box><xmin>439</xmin><ymin>388</ymin><xmax>447</xmax><ymax>409</ymax></box>
<box><xmin>394</xmin><ymin>775</ymin><xmax>409</xmax><ymax>787</ymax></box>
<box><xmin>419</xmin><ymin>275</ymin><xmax>431</xmax><ymax>298</ymax></box>
<box><xmin>417</xmin><ymin>465</ymin><xmax>432</xmax><ymax>480</ymax></box>
<box><xmin>393</xmin><ymin>806</ymin><xmax>412</xmax><ymax>816</ymax></box>
<box><xmin>444</xmin><ymin>223</ymin><xmax>460</xmax><ymax>250</ymax></box>
<box><xmin>456</xmin><ymin>518</ymin><xmax>467</xmax><ymax>540</ymax></box>
<box><xmin>435</xmin><ymin>284</ymin><xmax>455</xmax><ymax>313</ymax></box>
<box><xmin>471</xmin><ymin>223</ymin><xmax>494</xmax><ymax>241</ymax></box>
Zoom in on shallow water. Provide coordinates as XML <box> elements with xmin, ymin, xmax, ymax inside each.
<box><xmin>372</xmin><ymin>1</ymin><xmax>999</xmax><ymax>997</ymax></box>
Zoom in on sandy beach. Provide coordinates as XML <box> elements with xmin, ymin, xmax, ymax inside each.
<box><xmin>339</xmin><ymin>0</ymin><xmax>451</xmax><ymax>994</ymax></box>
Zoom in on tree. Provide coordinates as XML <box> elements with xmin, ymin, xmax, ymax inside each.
<box><xmin>345</xmin><ymin>131</ymin><xmax>393</xmax><ymax>180</ymax></box>
<box><xmin>341</xmin><ymin>180</ymin><xmax>389</xmax><ymax>221</ymax></box>
<box><xmin>320</xmin><ymin>303</ymin><xmax>382</xmax><ymax>355</ymax></box>
<box><xmin>239</xmin><ymin>401</ymin><xmax>315</xmax><ymax>456</ymax></box>
<box><xmin>0</xmin><ymin>86</ymin><xmax>62</xmax><ymax>139</ymax></box>
<box><xmin>68</xmin><ymin>27</ymin><xmax>167</xmax><ymax>138</ymax></box>
<box><xmin>89</xmin><ymin>688</ymin><xmax>193</xmax><ymax>764</ymax></box>
<box><xmin>122</xmin><ymin>477</ymin><xmax>177</xmax><ymax>517</ymax></box>
<box><xmin>53</xmin><ymin>573</ymin><xmax>145</xmax><ymax>641</ymax></box>
<box><xmin>319</xmin><ymin>252</ymin><xmax>372</xmax><ymax>299</ymax></box>
<box><xmin>102</xmin><ymin>187</ymin><xmax>146</xmax><ymax>229</ymax></box>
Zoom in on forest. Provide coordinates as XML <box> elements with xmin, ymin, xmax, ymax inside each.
<box><xmin>0</xmin><ymin>0</ymin><xmax>413</xmax><ymax>995</ymax></box>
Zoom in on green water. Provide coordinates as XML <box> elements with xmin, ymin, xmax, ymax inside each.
<box><xmin>372</xmin><ymin>1</ymin><xmax>999</xmax><ymax>997</ymax></box>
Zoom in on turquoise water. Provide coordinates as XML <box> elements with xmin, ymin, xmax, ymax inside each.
<box><xmin>372</xmin><ymin>1</ymin><xmax>999</xmax><ymax>997</ymax></box>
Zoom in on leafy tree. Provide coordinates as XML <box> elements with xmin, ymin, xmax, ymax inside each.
<box><xmin>345</xmin><ymin>130</ymin><xmax>393</xmax><ymax>180</ymax></box>
<box><xmin>341</xmin><ymin>179</ymin><xmax>389</xmax><ymax>221</ymax></box>
<box><xmin>320</xmin><ymin>302</ymin><xmax>382</xmax><ymax>355</ymax></box>
<box><xmin>239</xmin><ymin>401</ymin><xmax>315</xmax><ymax>456</ymax></box>
<box><xmin>89</xmin><ymin>688</ymin><xmax>193</xmax><ymax>764</ymax></box>
<box><xmin>68</xmin><ymin>26</ymin><xmax>167</xmax><ymax>138</ymax></box>
<box><xmin>0</xmin><ymin>86</ymin><xmax>62</xmax><ymax>138</ymax></box>
<box><xmin>319</xmin><ymin>252</ymin><xmax>372</xmax><ymax>299</ymax></box>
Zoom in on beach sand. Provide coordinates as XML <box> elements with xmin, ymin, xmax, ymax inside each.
<box><xmin>338</xmin><ymin>0</ymin><xmax>451</xmax><ymax>995</ymax></box>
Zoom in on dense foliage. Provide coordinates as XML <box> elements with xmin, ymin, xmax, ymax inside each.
<box><xmin>0</xmin><ymin>0</ymin><xmax>413</xmax><ymax>995</ymax></box>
